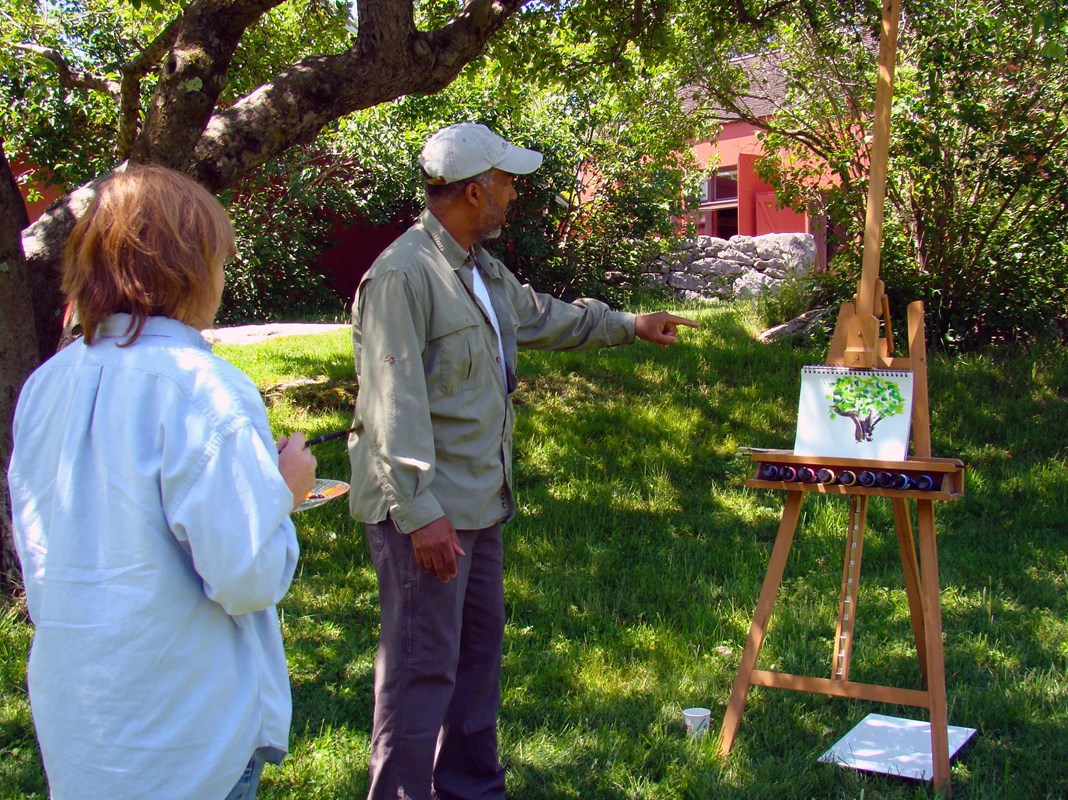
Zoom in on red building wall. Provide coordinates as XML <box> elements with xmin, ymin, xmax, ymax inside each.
<box><xmin>689</xmin><ymin>121</ymin><xmax>824</xmax><ymax>267</ymax></box>
<box><xmin>318</xmin><ymin>216</ymin><xmax>412</xmax><ymax>303</ymax></box>
<box><xmin>12</xmin><ymin>158</ymin><xmax>64</xmax><ymax>223</ymax></box>
<box><xmin>695</xmin><ymin>127</ymin><xmax>810</xmax><ymax>237</ymax></box>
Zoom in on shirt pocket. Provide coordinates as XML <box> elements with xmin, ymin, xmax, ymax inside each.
<box><xmin>425</xmin><ymin>310</ymin><xmax>483</xmax><ymax>397</ymax></box>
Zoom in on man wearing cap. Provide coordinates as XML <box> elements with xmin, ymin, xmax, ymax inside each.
<box><xmin>347</xmin><ymin>122</ymin><xmax>697</xmax><ymax>800</ymax></box>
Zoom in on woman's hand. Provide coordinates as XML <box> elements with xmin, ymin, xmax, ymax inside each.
<box><xmin>277</xmin><ymin>432</ymin><xmax>318</xmax><ymax>510</ymax></box>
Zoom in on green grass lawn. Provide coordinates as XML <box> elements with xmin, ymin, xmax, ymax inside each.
<box><xmin>2</xmin><ymin>302</ymin><xmax>1066</xmax><ymax>799</ymax></box>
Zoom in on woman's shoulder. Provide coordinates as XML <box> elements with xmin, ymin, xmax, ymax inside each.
<box><xmin>160</xmin><ymin>346</ymin><xmax>262</xmax><ymax>419</ymax></box>
<box><xmin>112</xmin><ymin>322</ymin><xmax>267</xmax><ymax>433</ymax></box>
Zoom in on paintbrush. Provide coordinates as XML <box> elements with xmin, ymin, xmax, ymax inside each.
<box><xmin>304</xmin><ymin>427</ymin><xmax>357</xmax><ymax>447</ymax></box>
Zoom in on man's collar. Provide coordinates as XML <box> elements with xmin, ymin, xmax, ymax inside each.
<box><xmin>421</xmin><ymin>209</ymin><xmax>469</xmax><ymax>270</ymax></box>
<box><xmin>421</xmin><ymin>209</ymin><xmax>504</xmax><ymax>279</ymax></box>
<box><xmin>470</xmin><ymin>245</ymin><xmax>502</xmax><ymax>279</ymax></box>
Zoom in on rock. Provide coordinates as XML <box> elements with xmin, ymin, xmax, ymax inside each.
<box><xmin>728</xmin><ymin>235</ymin><xmax>759</xmax><ymax>256</ymax></box>
<box><xmin>692</xmin><ymin>257</ymin><xmax>745</xmax><ymax>277</ymax></box>
<box><xmin>646</xmin><ymin>232</ymin><xmax>817</xmax><ymax>305</ymax></box>
<box><xmin>755</xmin><ymin>233</ymin><xmax>815</xmax><ymax>273</ymax></box>
<box><xmin>672</xmin><ymin>248</ymin><xmax>698</xmax><ymax>266</ymax></box>
<box><xmin>718</xmin><ymin>248</ymin><xmax>755</xmax><ymax>267</ymax></box>
<box><xmin>697</xmin><ymin>236</ymin><xmax>730</xmax><ymax>256</ymax></box>
<box><xmin>734</xmin><ymin>271</ymin><xmax>775</xmax><ymax>299</ymax></box>
<box><xmin>753</xmin><ymin>257</ymin><xmax>784</xmax><ymax>273</ymax></box>
<box><xmin>667</xmin><ymin>273</ymin><xmax>701</xmax><ymax>291</ymax></box>
<box><xmin>757</xmin><ymin>308</ymin><xmax>832</xmax><ymax>342</ymax></box>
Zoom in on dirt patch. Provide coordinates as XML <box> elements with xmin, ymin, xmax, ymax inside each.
<box><xmin>205</xmin><ymin>323</ymin><xmax>349</xmax><ymax>346</ymax></box>
<box><xmin>263</xmin><ymin>377</ymin><xmax>358</xmax><ymax>412</ymax></box>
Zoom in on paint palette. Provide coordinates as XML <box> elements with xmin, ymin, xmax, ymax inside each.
<box><xmin>295</xmin><ymin>478</ymin><xmax>350</xmax><ymax>512</ymax></box>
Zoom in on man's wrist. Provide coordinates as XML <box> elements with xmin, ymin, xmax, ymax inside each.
<box><xmin>615</xmin><ymin>311</ymin><xmax>638</xmax><ymax>344</ymax></box>
<box><xmin>389</xmin><ymin>494</ymin><xmax>445</xmax><ymax>534</ymax></box>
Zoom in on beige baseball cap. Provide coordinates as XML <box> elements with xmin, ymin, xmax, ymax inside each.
<box><xmin>419</xmin><ymin>123</ymin><xmax>543</xmax><ymax>184</ymax></box>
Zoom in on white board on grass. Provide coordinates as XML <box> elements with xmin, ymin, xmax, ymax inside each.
<box><xmin>818</xmin><ymin>713</ymin><xmax>976</xmax><ymax>781</ymax></box>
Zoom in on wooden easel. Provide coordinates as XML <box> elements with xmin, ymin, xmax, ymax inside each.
<box><xmin>716</xmin><ymin>0</ymin><xmax>967</xmax><ymax>793</ymax></box>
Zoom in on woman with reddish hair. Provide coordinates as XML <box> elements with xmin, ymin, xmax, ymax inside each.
<box><xmin>8</xmin><ymin>164</ymin><xmax>317</xmax><ymax>799</ymax></box>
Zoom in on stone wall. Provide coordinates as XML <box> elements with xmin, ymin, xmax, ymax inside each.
<box><xmin>644</xmin><ymin>233</ymin><xmax>816</xmax><ymax>302</ymax></box>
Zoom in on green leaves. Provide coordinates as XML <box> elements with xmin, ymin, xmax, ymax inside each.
<box><xmin>330</xmin><ymin>47</ymin><xmax>706</xmax><ymax>300</ymax></box>
<box><xmin>731</xmin><ymin>0</ymin><xmax>1068</xmax><ymax>350</ymax></box>
<box><xmin>219</xmin><ymin>142</ymin><xmax>363</xmax><ymax>323</ymax></box>
<box><xmin>825</xmin><ymin>373</ymin><xmax>906</xmax><ymax>441</ymax></box>
<box><xmin>825</xmin><ymin>374</ymin><xmax>905</xmax><ymax>422</ymax></box>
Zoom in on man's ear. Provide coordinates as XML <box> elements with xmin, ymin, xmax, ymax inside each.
<box><xmin>462</xmin><ymin>180</ymin><xmax>482</xmax><ymax>208</ymax></box>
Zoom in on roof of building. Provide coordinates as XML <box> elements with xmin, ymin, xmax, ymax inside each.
<box><xmin>679</xmin><ymin>50</ymin><xmax>788</xmax><ymax>121</ymax></box>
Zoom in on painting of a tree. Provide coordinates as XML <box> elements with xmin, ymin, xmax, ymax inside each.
<box><xmin>825</xmin><ymin>374</ymin><xmax>907</xmax><ymax>443</ymax></box>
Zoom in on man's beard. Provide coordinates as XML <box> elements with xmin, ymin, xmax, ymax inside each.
<box><xmin>475</xmin><ymin>191</ymin><xmax>507</xmax><ymax>241</ymax></box>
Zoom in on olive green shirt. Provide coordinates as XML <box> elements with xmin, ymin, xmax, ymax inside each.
<box><xmin>347</xmin><ymin>210</ymin><xmax>636</xmax><ymax>533</ymax></box>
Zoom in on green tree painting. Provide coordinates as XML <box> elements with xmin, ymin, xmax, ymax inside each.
<box><xmin>825</xmin><ymin>374</ymin><xmax>907</xmax><ymax>443</ymax></box>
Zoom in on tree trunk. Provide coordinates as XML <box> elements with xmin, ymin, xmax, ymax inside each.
<box><xmin>0</xmin><ymin>141</ymin><xmax>39</xmax><ymax>596</ymax></box>
<box><xmin>20</xmin><ymin>0</ymin><xmax>527</xmax><ymax>357</ymax></box>
<box><xmin>5</xmin><ymin>0</ymin><xmax>532</xmax><ymax>593</ymax></box>
<box><xmin>834</xmin><ymin>408</ymin><xmax>865</xmax><ymax>443</ymax></box>
<box><xmin>21</xmin><ymin>175</ymin><xmax>111</xmax><ymax>357</ymax></box>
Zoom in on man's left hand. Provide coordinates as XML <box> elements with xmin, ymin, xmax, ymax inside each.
<box><xmin>634</xmin><ymin>312</ymin><xmax>699</xmax><ymax>346</ymax></box>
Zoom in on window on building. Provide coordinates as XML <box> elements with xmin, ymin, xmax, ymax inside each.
<box><xmin>710</xmin><ymin>207</ymin><xmax>739</xmax><ymax>238</ymax></box>
<box><xmin>711</xmin><ymin>168</ymin><xmax>738</xmax><ymax>202</ymax></box>
<box><xmin>696</xmin><ymin>167</ymin><xmax>740</xmax><ymax>238</ymax></box>
<box><xmin>699</xmin><ymin>168</ymin><xmax>739</xmax><ymax>204</ymax></box>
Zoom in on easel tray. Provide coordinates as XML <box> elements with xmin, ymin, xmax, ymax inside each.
<box><xmin>743</xmin><ymin>449</ymin><xmax>966</xmax><ymax>500</ymax></box>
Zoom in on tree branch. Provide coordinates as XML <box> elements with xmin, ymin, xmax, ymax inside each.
<box><xmin>355</xmin><ymin>0</ymin><xmax>416</xmax><ymax>39</ymax></box>
<box><xmin>116</xmin><ymin>16</ymin><xmax>186</xmax><ymax>160</ymax></box>
<box><xmin>733</xmin><ymin>0</ymin><xmax>793</xmax><ymax>27</ymax></box>
<box><xmin>130</xmin><ymin>0</ymin><xmax>290</xmax><ymax>170</ymax></box>
<box><xmin>191</xmin><ymin>0</ymin><xmax>529</xmax><ymax>191</ymax></box>
<box><xmin>14</xmin><ymin>43</ymin><xmax>120</xmax><ymax>99</ymax></box>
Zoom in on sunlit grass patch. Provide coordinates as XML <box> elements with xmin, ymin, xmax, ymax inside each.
<box><xmin>2</xmin><ymin>307</ymin><xmax>1066</xmax><ymax>799</ymax></box>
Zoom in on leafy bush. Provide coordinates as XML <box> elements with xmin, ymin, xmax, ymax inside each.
<box><xmin>331</xmin><ymin>65</ymin><xmax>706</xmax><ymax>307</ymax></box>
<box><xmin>218</xmin><ymin>145</ymin><xmax>365</xmax><ymax>324</ymax></box>
<box><xmin>755</xmin><ymin>273</ymin><xmax>820</xmax><ymax>330</ymax></box>
<box><xmin>745</xmin><ymin>0</ymin><xmax>1068</xmax><ymax>352</ymax></box>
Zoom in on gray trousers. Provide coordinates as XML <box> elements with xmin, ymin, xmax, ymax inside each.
<box><xmin>365</xmin><ymin>520</ymin><xmax>507</xmax><ymax>800</ymax></box>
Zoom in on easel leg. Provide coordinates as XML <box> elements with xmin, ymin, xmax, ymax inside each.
<box><xmin>917</xmin><ymin>499</ymin><xmax>951</xmax><ymax>793</ymax></box>
<box><xmin>891</xmin><ymin>498</ymin><xmax>929</xmax><ymax>681</ymax></box>
<box><xmin>718</xmin><ymin>491</ymin><xmax>804</xmax><ymax>757</ymax></box>
<box><xmin>832</xmin><ymin>496</ymin><xmax>868</xmax><ymax>682</ymax></box>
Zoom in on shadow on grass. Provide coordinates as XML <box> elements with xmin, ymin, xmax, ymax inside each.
<box><xmin>0</xmin><ymin>715</ymin><xmax>47</xmax><ymax>800</ymax></box>
<box><xmin>490</xmin><ymin>315</ymin><xmax>1067</xmax><ymax>798</ymax></box>
<box><xmin>4</xmin><ymin>313</ymin><xmax>1058</xmax><ymax>799</ymax></box>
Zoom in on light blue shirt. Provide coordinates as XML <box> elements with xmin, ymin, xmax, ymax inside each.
<box><xmin>8</xmin><ymin>315</ymin><xmax>299</xmax><ymax>800</ymax></box>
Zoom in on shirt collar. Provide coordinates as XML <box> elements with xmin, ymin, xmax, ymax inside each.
<box><xmin>421</xmin><ymin>209</ymin><xmax>470</xmax><ymax>271</ymax></box>
<box><xmin>420</xmin><ymin>209</ymin><xmax>503</xmax><ymax>280</ymax></box>
<box><xmin>96</xmin><ymin>314</ymin><xmax>214</xmax><ymax>351</ymax></box>
<box><xmin>470</xmin><ymin>245</ymin><xmax>502</xmax><ymax>279</ymax></box>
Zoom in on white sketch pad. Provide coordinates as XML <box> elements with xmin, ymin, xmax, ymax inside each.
<box><xmin>794</xmin><ymin>366</ymin><xmax>914</xmax><ymax>461</ymax></box>
<box><xmin>818</xmin><ymin>713</ymin><xmax>975</xmax><ymax>780</ymax></box>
